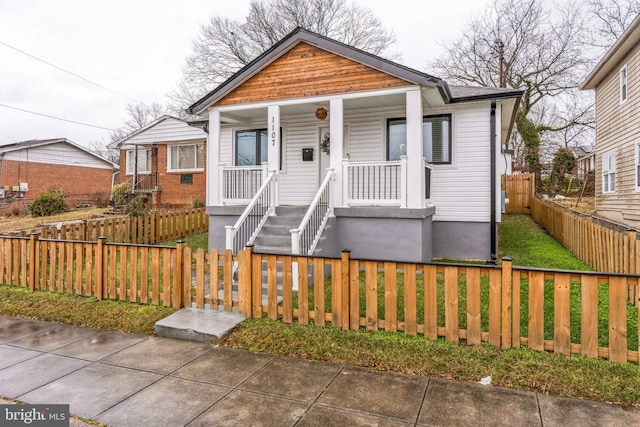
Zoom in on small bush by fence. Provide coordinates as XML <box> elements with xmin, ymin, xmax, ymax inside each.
<box><xmin>2</xmin><ymin>208</ymin><xmax>208</xmax><ymax>244</ymax></box>
<box><xmin>1</xmin><ymin>236</ymin><xmax>638</xmax><ymax>364</ymax></box>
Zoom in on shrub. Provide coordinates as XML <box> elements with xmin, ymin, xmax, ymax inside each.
<box><xmin>126</xmin><ymin>195</ymin><xmax>151</xmax><ymax>217</ymax></box>
<box><xmin>91</xmin><ymin>192</ymin><xmax>109</xmax><ymax>207</ymax></box>
<box><xmin>112</xmin><ymin>182</ymin><xmax>132</xmax><ymax>205</ymax></box>
<box><xmin>31</xmin><ymin>188</ymin><xmax>67</xmax><ymax>217</ymax></box>
<box><xmin>192</xmin><ymin>198</ymin><xmax>205</xmax><ymax>208</ymax></box>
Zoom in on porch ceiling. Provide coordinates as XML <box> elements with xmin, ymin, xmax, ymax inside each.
<box><xmin>218</xmin><ymin>91</ymin><xmax>425</xmax><ymax>124</ymax></box>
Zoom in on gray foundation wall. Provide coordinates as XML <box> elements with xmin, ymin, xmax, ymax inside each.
<box><xmin>431</xmin><ymin>221</ymin><xmax>491</xmax><ymax>261</ymax></box>
<box><xmin>321</xmin><ymin>207</ymin><xmax>435</xmax><ymax>263</ymax></box>
<box><xmin>207</xmin><ymin>205</ymin><xmax>492</xmax><ymax>262</ymax></box>
<box><xmin>206</xmin><ymin>206</ymin><xmax>244</xmax><ymax>252</ymax></box>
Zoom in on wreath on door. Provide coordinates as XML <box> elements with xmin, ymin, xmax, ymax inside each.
<box><xmin>321</xmin><ymin>133</ymin><xmax>330</xmax><ymax>154</ymax></box>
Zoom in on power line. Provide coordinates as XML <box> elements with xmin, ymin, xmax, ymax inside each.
<box><xmin>0</xmin><ymin>40</ymin><xmax>143</xmax><ymax>104</ymax></box>
<box><xmin>0</xmin><ymin>103</ymin><xmax>116</xmax><ymax>131</ymax></box>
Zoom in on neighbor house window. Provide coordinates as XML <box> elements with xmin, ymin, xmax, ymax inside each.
<box><xmin>602</xmin><ymin>152</ymin><xmax>617</xmax><ymax>193</ymax></box>
<box><xmin>125</xmin><ymin>148</ymin><xmax>152</xmax><ymax>174</ymax></box>
<box><xmin>636</xmin><ymin>143</ymin><xmax>640</xmax><ymax>192</ymax></box>
<box><xmin>168</xmin><ymin>143</ymin><xmax>204</xmax><ymax>172</ymax></box>
<box><xmin>387</xmin><ymin>114</ymin><xmax>452</xmax><ymax>164</ymax></box>
<box><xmin>620</xmin><ymin>64</ymin><xmax>628</xmax><ymax>103</ymax></box>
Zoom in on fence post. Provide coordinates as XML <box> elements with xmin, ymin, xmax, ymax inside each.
<box><xmin>341</xmin><ymin>250</ymin><xmax>351</xmax><ymax>331</ymax></box>
<box><xmin>238</xmin><ymin>246</ymin><xmax>253</xmax><ymax>315</ymax></box>
<box><xmin>501</xmin><ymin>257</ymin><xmax>512</xmax><ymax>349</ymax></box>
<box><xmin>95</xmin><ymin>237</ymin><xmax>106</xmax><ymax>300</ymax></box>
<box><xmin>29</xmin><ymin>233</ymin><xmax>38</xmax><ymax>292</ymax></box>
<box><xmin>173</xmin><ymin>241</ymin><xmax>185</xmax><ymax>309</ymax></box>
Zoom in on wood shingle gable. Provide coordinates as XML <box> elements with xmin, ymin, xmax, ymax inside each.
<box><xmin>216</xmin><ymin>42</ymin><xmax>413</xmax><ymax>106</ymax></box>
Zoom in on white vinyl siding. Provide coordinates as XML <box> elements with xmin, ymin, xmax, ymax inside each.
<box><xmin>168</xmin><ymin>143</ymin><xmax>204</xmax><ymax>172</ymax></box>
<box><xmin>4</xmin><ymin>142</ymin><xmax>113</xmax><ymax>169</ymax></box>
<box><xmin>217</xmin><ymin>102</ymin><xmax>493</xmax><ymax>220</ymax></box>
<box><xmin>429</xmin><ymin>105</ymin><xmax>491</xmax><ymax>222</ymax></box>
<box><xmin>124</xmin><ymin>117</ymin><xmax>206</xmax><ymax>144</ymax></box>
<box><xmin>602</xmin><ymin>152</ymin><xmax>617</xmax><ymax>193</ymax></box>
<box><xmin>125</xmin><ymin>149</ymin><xmax>152</xmax><ymax>174</ymax></box>
<box><xmin>620</xmin><ymin>64</ymin><xmax>628</xmax><ymax>104</ymax></box>
<box><xmin>636</xmin><ymin>143</ymin><xmax>640</xmax><ymax>192</ymax></box>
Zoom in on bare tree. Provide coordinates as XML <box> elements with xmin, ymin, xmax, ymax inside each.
<box><xmin>110</xmin><ymin>102</ymin><xmax>167</xmax><ymax>143</ymax></box>
<box><xmin>88</xmin><ymin>140</ymin><xmax>119</xmax><ymax>164</ymax></box>
<box><xmin>430</xmin><ymin>0</ymin><xmax>595</xmax><ymax>184</ymax></box>
<box><xmin>170</xmin><ymin>0</ymin><xmax>397</xmax><ymax>107</ymax></box>
<box><xmin>588</xmin><ymin>0</ymin><xmax>640</xmax><ymax>49</ymax></box>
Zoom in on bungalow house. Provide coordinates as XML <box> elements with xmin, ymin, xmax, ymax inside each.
<box><xmin>581</xmin><ymin>13</ymin><xmax>640</xmax><ymax>228</ymax></box>
<box><xmin>187</xmin><ymin>28</ymin><xmax>523</xmax><ymax>262</ymax></box>
<box><xmin>0</xmin><ymin>138</ymin><xmax>115</xmax><ymax>215</ymax></box>
<box><xmin>108</xmin><ymin>115</ymin><xmax>207</xmax><ymax>207</ymax></box>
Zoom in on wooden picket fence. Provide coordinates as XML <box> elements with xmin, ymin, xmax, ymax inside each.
<box><xmin>530</xmin><ymin>196</ymin><xmax>640</xmax><ymax>305</ymax></box>
<box><xmin>501</xmin><ymin>173</ymin><xmax>534</xmax><ymax>214</ymax></box>
<box><xmin>1</xmin><ymin>235</ymin><xmax>639</xmax><ymax>364</ymax></box>
<box><xmin>2</xmin><ymin>208</ymin><xmax>208</xmax><ymax>244</ymax></box>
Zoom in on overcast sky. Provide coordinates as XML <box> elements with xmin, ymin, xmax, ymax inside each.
<box><xmin>0</xmin><ymin>0</ymin><xmax>488</xmax><ymax>149</ymax></box>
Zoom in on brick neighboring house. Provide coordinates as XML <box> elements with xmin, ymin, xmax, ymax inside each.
<box><xmin>0</xmin><ymin>138</ymin><xmax>116</xmax><ymax>215</ymax></box>
<box><xmin>108</xmin><ymin>116</ymin><xmax>207</xmax><ymax>207</ymax></box>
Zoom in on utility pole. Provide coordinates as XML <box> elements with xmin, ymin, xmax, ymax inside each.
<box><xmin>496</xmin><ymin>39</ymin><xmax>505</xmax><ymax>88</ymax></box>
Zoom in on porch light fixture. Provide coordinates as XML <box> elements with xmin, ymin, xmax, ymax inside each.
<box><xmin>315</xmin><ymin>107</ymin><xmax>328</xmax><ymax>120</ymax></box>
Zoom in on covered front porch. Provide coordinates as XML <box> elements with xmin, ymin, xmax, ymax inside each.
<box><xmin>206</xmin><ymin>86</ymin><xmax>437</xmax><ymax>257</ymax></box>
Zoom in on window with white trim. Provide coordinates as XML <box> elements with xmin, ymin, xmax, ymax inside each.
<box><xmin>620</xmin><ymin>64</ymin><xmax>628</xmax><ymax>103</ymax></box>
<box><xmin>636</xmin><ymin>143</ymin><xmax>640</xmax><ymax>192</ymax></box>
<box><xmin>234</xmin><ymin>128</ymin><xmax>283</xmax><ymax>169</ymax></box>
<box><xmin>167</xmin><ymin>143</ymin><xmax>204</xmax><ymax>172</ymax></box>
<box><xmin>602</xmin><ymin>152</ymin><xmax>616</xmax><ymax>194</ymax></box>
<box><xmin>125</xmin><ymin>149</ymin><xmax>152</xmax><ymax>174</ymax></box>
<box><xmin>387</xmin><ymin>114</ymin><xmax>452</xmax><ymax>163</ymax></box>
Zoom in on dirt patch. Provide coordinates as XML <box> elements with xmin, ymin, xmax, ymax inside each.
<box><xmin>0</xmin><ymin>207</ymin><xmax>111</xmax><ymax>233</ymax></box>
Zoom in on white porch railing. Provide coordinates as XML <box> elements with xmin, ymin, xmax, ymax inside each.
<box><xmin>219</xmin><ymin>164</ymin><xmax>267</xmax><ymax>204</ymax></box>
<box><xmin>291</xmin><ymin>168</ymin><xmax>335</xmax><ymax>255</ymax></box>
<box><xmin>225</xmin><ymin>170</ymin><xmax>277</xmax><ymax>253</ymax></box>
<box><xmin>343</xmin><ymin>157</ymin><xmax>408</xmax><ymax>207</ymax></box>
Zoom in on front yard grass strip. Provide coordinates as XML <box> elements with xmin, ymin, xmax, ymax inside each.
<box><xmin>225</xmin><ymin>317</ymin><xmax>640</xmax><ymax>406</ymax></box>
<box><xmin>0</xmin><ymin>285</ymin><xmax>176</xmax><ymax>335</ymax></box>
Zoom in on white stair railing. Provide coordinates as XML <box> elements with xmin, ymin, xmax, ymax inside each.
<box><xmin>291</xmin><ymin>168</ymin><xmax>335</xmax><ymax>255</ymax></box>
<box><xmin>225</xmin><ymin>170</ymin><xmax>277</xmax><ymax>253</ymax></box>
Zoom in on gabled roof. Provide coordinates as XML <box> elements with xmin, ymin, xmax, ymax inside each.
<box><xmin>107</xmin><ymin>115</ymin><xmax>206</xmax><ymax>149</ymax></box>
<box><xmin>186</xmin><ymin>27</ymin><xmax>523</xmax><ymax>115</ymax></box>
<box><xmin>187</xmin><ymin>27</ymin><xmax>451</xmax><ymax>115</ymax></box>
<box><xmin>582</xmin><ymin>13</ymin><xmax>640</xmax><ymax>89</ymax></box>
<box><xmin>0</xmin><ymin>138</ymin><xmax>116</xmax><ymax>167</ymax></box>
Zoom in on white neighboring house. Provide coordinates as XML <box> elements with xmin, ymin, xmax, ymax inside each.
<box><xmin>581</xmin><ymin>14</ymin><xmax>640</xmax><ymax>228</ymax></box>
<box><xmin>187</xmin><ymin>28</ymin><xmax>523</xmax><ymax>262</ymax></box>
<box><xmin>108</xmin><ymin>116</ymin><xmax>207</xmax><ymax>207</ymax></box>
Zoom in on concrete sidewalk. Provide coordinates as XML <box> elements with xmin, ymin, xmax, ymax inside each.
<box><xmin>0</xmin><ymin>315</ymin><xmax>638</xmax><ymax>427</ymax></box>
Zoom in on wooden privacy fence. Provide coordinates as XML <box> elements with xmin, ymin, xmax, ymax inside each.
<box><xmin>2</xmin><ymin>236</ymin><xmax>639</xmax><ymax>364</ymax></box>
<box><xmin>530</xmin><ymin>196</ymin><xmax>640</xmax><ymax>304</ymax></box>
<box><xmin>501</xmin><ymin>173</ymin><xmax>534</xmax><ymax>213</ymax></box>
<box><xmin>2</xmin><ymin>208</ymin><xmax>207</xmax><ymax>244</ymax></box>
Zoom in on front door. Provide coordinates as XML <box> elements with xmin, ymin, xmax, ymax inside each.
<box><xmin>319</xmin><ymin>126</ymin><xmax>330</xmax><ymax>184</ymax></box>
<box><xmin>318</xmin><ymin>125</ymin><xmax>350</xmax><ymax>186</ymax></box>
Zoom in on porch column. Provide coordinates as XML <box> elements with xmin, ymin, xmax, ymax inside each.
<box><xmin>406</xmin><ymin>89</ymin><xmax>424</xmax><ymax>209</ymax></box>
<box><xmin>329</xmin><ymin>98</ymin><xmax>344</xmax><ymax>207</ymax></box>
<box><xmin>267</xmin><ymin>105</ymin><xmax>281</xmax><ymax>174</ymax></box>
<box><xmin>208</xmin><ymin>109</ymin><xmax>221</xmax><ymax>206</ymax></box>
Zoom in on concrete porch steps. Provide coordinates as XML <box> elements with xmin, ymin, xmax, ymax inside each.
<box><xmin>252</xmin><ymin>205</ymin><xmax>308</xmax><ymax>255</ymax></box>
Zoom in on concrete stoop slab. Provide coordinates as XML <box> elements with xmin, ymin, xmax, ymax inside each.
<box><xmin>154</xmin><ymin>308</ymin><xmax>245</xmax><ymax>343</ymax></box>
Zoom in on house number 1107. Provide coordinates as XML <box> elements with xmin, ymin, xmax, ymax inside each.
<box><xmin>271</xmin><ymin>117</ymin><xmax>276</xmax><ymax>146</ymax></box>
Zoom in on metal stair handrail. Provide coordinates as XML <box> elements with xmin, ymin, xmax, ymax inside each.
<box><xmin>225</xmin><ymin>170</ymin><xmax>278</xmax><ymax>253</ymax></box>
<box><xmin>290</xmin><ymin>168</ymin><xmax>335</xmax><ymax>255</ymax></box>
